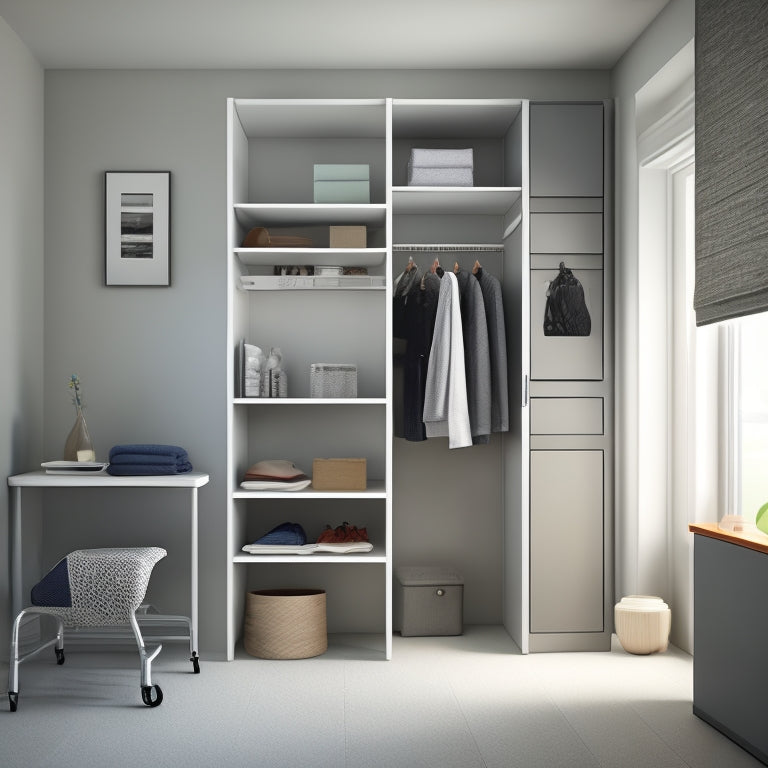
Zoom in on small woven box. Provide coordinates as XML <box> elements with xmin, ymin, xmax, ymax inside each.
<box><xmin>310</xmin><ymin>363</ymin><xmax>357</xmax><ymax>398</ymax></box>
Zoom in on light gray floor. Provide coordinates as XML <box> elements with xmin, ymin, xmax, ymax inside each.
<box><xmin>0</xmin><ymin>626</ymin><xmax>762</xmax><ymax>768</ymax></box>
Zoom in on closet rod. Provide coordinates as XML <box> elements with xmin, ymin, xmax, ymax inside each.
<box><xmin>392</xmin><ymin>243</ymin><xmax>504</xmax><ymax>253</ymax></box>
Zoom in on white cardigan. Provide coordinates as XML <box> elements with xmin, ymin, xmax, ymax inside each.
<box><xmin>422</xmin><ymin>271</ymin><xmax>472</xmax><ymax>449</ymax></box>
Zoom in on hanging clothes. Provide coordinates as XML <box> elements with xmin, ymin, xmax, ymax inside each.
<box><xmin>403</xmin><ymin>271</ymin><xmax>441</xmax><ymax>441</ymax></box>
<box><xmin>393</xmin><ymin>263</ymin><xmax>421</xmax><ymax>339</ymax></box>
<box><xmin>393</xmin><ymin>266</ymin><xmax>441</xmax><ymax>442</ymax></box>
<box><xmin>392</xmin><ymin>263</ymin><xmax>421</xmax><ymax>440</ymax></box>
<box><xmin>455</xmin><ymin>267</ymin><xmax>492</xmax><ymax>444</ymax></box>
<box><xmin>422</xmin><ymin>271</ymin><xmax>472</xmax><ymax>449</ymax></box>
<box><xmin>475</xmin><ymin>268</ymin><xmax>509</xmax><ymax>433</ymax></box>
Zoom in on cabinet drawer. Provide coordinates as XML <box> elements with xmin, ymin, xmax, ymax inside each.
<box><xmin>530</xmin><ymin>398</ymin><xmax>603</xmax><ymax>435</ymax></box>
<box><xmin>530</xmin><ymin>212</ymin><xmax>603</xmax><ymax>254</ymax></box>
<box><xmin>530</xmin><ymin>449</ymin><xmax>604</xmax><ymax>633</ymax></box>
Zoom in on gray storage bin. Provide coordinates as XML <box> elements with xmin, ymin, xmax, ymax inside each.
<box><xmin>396</xmin><ymin>566</ymin><xmax>463</xmax><ymax>636</ymax></box>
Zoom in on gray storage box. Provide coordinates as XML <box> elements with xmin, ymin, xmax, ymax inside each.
<box><xmin>396</xmin><ymin>566</ymin><xmax>463</xmax><ymax>636</ymax></box>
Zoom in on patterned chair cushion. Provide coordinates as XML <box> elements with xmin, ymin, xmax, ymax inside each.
<box><xmin>30</xmin><ymin>547</ymin><xmax>167</xmax><ymax>626</ymax></box>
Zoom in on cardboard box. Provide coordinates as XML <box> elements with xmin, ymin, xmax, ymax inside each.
<box><xmin>312</xmin><ymin>458</ymin><xmax>367</xmax><ymax>491</ymax></box>
<box><xmin>330</xmin><ymin>226</ymin><xmax>367</xmax><ymax>248</ymax></box>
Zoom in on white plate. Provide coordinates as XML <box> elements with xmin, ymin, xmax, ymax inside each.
<box><xmin>41</xmin><ymin>461</ymin><xmax>109</xmax><ymax>474</ymax></box>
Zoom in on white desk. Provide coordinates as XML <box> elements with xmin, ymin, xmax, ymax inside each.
<box><xmin>8</xmin><ymin>470</ymin><xmax>209</xmax><ymax>665</ymax></box>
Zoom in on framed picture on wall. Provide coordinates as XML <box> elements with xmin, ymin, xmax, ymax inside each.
<box><xmin>105</xmin><ymin>171</ymin><xmax>170</xmax><ymax>286</ymax></box>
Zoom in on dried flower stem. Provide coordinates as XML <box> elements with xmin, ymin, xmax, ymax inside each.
<box><xmin>69</xmin><ymin>374</ymin><xmax>84</xmax><ymax>409</ymax></box>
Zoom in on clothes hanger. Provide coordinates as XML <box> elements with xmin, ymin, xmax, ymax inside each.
<box><xmin>472</xmin><ymin>259</ymin><xmax>482</xmax><ymax>275</ymax></box>
<box><xmin>453</xmin><ymin>261</ymin><xmax>460</xmax><ymax>274</ymax></box>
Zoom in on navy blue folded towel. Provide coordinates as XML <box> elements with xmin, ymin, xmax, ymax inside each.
<box><xmin>252</xmin><ymin>522</ymin><xmax>307</xmax><ymax>546</ymax></box>
<box><xmin>107</xmin><ymin>444</ymin><xmax>192</xmax><ymax>476</ymax></box>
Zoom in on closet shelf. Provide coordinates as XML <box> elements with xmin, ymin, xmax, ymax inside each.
<box><xmin>233</xmin><ymin>547</ymin><xmax>388</xmax><ymax>564</ymax></box>
<box><xmin>235</xmin><ymin>248</ymin><xmax>386</xmax><ymax>268</ymax></box>
<box><xmin>392</xmin><ymin>187</ymin><xmax>521</xmax><ymax>215</ymax></box>
<box><xmin>233</xmin><ymin>480</ymin><xmax>387</xmax><ymax>500</ymax></box>
<box><xmin>234</xmin><ymin>99</ymin><xmax>387</xmax><ymax>139</ymax></box>
<box><xmin>233</xmin><ymin>397</ymin><xmax>386</xmax><ymax>406</ymax></box>
<box><xmin>234</xmin><ymin>203</ymin><xmax>387</xmax><ymax>229</ymax></box>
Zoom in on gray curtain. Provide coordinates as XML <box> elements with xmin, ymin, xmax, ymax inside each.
<box><xmin>695</xmin><ymin>0</ymin><xmax>768</xmax><ymax>326</ymax></box>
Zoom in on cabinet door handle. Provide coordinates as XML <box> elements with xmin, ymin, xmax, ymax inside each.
<box><xmin>523</xmin><ymin>374</ymin><xmax>529</xmax><ymax>407</ymax></box>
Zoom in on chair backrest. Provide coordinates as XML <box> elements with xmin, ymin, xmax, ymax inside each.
<box><xmin>33</xmin><ymin>547</ymin><xmax>167</xmax><ymax>626</ymax></box>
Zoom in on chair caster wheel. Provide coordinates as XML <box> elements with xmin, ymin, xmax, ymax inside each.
<box><xmin>141</xmin><ymin>684</ymin><xmax>163</xmax><ymax>707</ymax></box>
<box><xmin>191</xmin><ymin>653</ymin><xmax>200</xmax><ymax>674</ymax></box>
<box><xmin>9</xmin><ymin>692</ymin><xmax>18</xmax><ymax>712</ymax></box>
<box><xmin>55</xmin><ymin>648</ymin><xmax>65</xmax><ymax>665</ymax></box>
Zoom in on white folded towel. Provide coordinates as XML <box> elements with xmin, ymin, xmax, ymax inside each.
<box><xmin>409</xmin><ymin>148</ymin><xmax>474</xmax><ymax>168</ymax></box>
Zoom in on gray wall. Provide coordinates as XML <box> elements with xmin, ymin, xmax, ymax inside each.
<box><xmin>41</xmin><ymin>69</ymin><xmax>609</xmax><ymax>655</ymax></box>
<box><xmin>611</xmin><ymin>0</ymin><xmax>694</xmax><ymax>607</ymax></box>
<box><xmin>0</xmin><ymin>17</ymin><xmax>45</xmax><ymax>662</ymax></box>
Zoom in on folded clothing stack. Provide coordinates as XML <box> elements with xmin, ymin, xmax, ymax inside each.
<box><xmin>407</xmin><ymin>147</ymin><xmax>474</xmax><ymax>187</ymax></box>
<box><xmin>240</xmin><ymin>460</ymin><xmax>311</xmax><ymax>491</ymax></box>
<box><xmin>106</xmin><ymin>444</ymin><xmax>192</xmax><ymax>476</ymax></box>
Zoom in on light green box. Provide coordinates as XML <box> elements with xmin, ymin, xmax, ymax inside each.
<box><xmin>313</xmin><ymin>180</ymin><xmax>370</xmax><ymax>203</ymax></box>
<box><xmin>313</xmin><ymin>164</ymin><xmax>370</xmax><ymax>181</ymax></box>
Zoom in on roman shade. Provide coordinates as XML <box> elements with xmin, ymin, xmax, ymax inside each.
<box><xmin>694</xmin><ymin>0</ymin><xmax>768</xmax><ymax>326</ymax></box>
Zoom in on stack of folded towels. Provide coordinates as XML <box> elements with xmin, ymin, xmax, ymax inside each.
<box><xmin>240</xmin><ymin>460</ymin><xmax>311</xmax><ymax>491</ymax></box>
<box><xmin>106</xmin><ymin>444</ymin><xmax>193</xmax><ymax>476</ymax></box>
<box><xmin>407</xmin><ymin>147</ymin><xmax>474</xmax><ymax>187</ymax></box>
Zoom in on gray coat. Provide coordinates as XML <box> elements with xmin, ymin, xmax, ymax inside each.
<box><xmin>476</xmin><ymin>269</ymin><xmax>509</xmax><ymax>433</ymax></box>
<box><xmin>455</xmin><ymin>268</ymin><xmax>492</xmax><ymax>442</ymax></box>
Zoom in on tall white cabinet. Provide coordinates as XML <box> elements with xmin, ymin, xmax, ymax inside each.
<box><xmin>226</xmin><ymin>97</ymin><xmax>612</xmax><ymax>661</ymax></box>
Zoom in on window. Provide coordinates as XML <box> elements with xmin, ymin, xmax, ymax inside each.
<box><xmin>729</xmin><ymin>312</ymin><xmax>768</xmax><ymax>524</ymax></box>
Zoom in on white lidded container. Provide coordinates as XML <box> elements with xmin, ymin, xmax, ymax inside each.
<box><xmin>614</xmin><ymin>595</ymin><xmax>671</xmax><ymax>655</ymax></box>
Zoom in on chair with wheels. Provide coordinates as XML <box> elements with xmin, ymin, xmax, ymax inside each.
<box><xmin>8</xmin><ymin>547</ymin><xmax>167</xmax><ymax>711</ymax></box>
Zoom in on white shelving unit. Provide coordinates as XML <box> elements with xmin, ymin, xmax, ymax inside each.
<box><xmin>226</xmin><ymin>98</ymin><xmax>392</xmax><ymax>661</ymax></box>
<box><xmin>227</xmin><ymin>99</ymin><xmax>613</xmax><ymax>658</ymax></box>
<box><xmin>225</xmin><ymin>96</ymin><xmax>528</xmax><ymax>661</ymax></box>
<box><xmin>225</xmin><ymin>96</ymin><xmax>609</xmax><ymax>661</ymax></box>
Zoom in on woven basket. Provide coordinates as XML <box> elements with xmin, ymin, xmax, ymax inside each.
<box><xmin>244</xmin><ymin>589</ymin><xmax>327</xmax><ymax>659</ymax></box>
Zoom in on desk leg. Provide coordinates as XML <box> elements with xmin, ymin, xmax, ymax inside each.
<box><xmin>190</xmin><ymin>487</ymin><xmax>200</xmax><ymax>672</ymax></box>
<box><xmin>11</xmin><ymin>486</ymin><xmax>22</xmax><ymax>620</ymax></box>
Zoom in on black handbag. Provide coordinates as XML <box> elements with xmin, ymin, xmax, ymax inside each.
<box><xmin>543</xmin><ymin>262</ymin><xmax>591</xmax><ymax>337</ymax></box>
